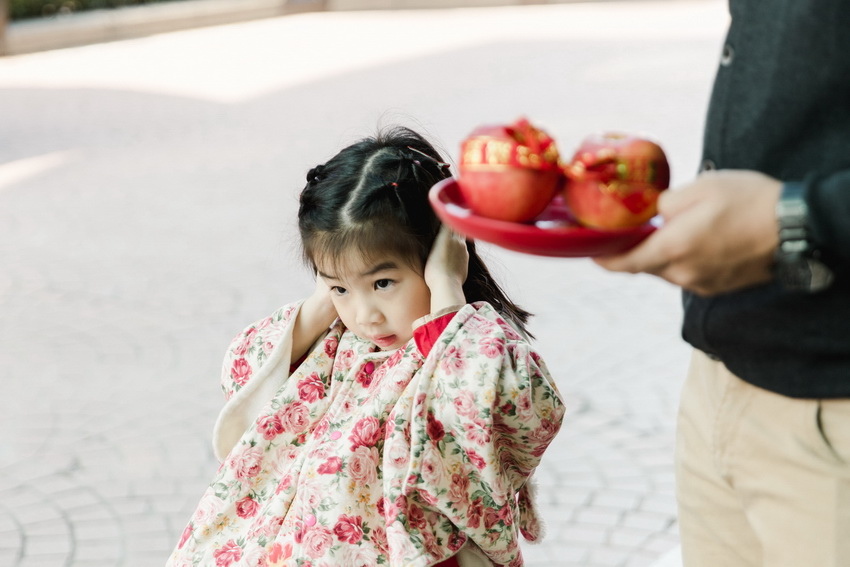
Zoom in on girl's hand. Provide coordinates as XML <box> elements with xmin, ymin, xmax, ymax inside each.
<box><xmin>306</xmin><ymin>276</ymin><xmax>339</xmax><ymax>322</ymax></box>
<box><xmin>424</xmin><ymin>225</ymin><xmax>469</xmax><ymax>313</ymax></box>
<box><xmin>292</xmin><ymin>276</ymin><xmax>338</xmax><ymax>362</ymax></box>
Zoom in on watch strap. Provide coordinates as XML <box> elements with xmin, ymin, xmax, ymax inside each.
<box><xmin>774</xmin><ymin>182</ymin><xmax>834</xmax><ymax>292</ymax></box>
<box><xmin>776</xmin><ymin>182</ymin><xmax>808</xmax><ymax>257</ymax></box>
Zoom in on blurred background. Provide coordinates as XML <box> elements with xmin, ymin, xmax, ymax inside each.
<box><xmin>0</xmin><ymin>1</ymin><xmax>727</xmax><ymax>565</ymax></box>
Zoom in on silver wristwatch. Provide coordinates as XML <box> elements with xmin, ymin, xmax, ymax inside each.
<box><xmin>774</xmin><ymin>182</ymin><xmax>834</xmax><ymax>292</ymax></box>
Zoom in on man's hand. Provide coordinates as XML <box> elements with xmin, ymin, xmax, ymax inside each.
<box><xmin>594</xmin><ymin>170</ymin><xmax>782</xmax><ymax>296</ymax></box>
<box><xmin>424</xmin><ymin>225</ymin><xmax>469</xmax><ymax>313</ymax></box>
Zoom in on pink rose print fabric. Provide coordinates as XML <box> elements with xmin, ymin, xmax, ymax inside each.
<box><xmin>167</xmin><ymin>302</ymin><xmax>564</xmax><ymax>567</ymax></box>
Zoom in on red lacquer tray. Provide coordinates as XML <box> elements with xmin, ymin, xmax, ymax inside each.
<box><xmin>429</xmin><ymin>178</ymin><xmax>656</xmax><ymax>258</ymax></box>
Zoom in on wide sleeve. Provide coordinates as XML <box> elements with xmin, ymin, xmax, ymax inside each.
<box><xmin>382</xmin><ymin>303</ymin><xmax>565</xmax><ymax>567</ymax></box>
<box><xmin>212</xmin><ymin>301</ymin><xmax>304</xmax><ymax>461</ymax></box>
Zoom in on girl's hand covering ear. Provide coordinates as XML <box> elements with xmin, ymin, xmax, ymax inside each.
<box><xmin>292</xmin><ymin>276</ymin><xmax>339</xmax><ymax>362</ymax></box>
<box><xmin>424</xmin><ymin>225</ymin><xmax>469</xmax><ymax>313</ymax></box>
<box><xmin>305</xmin><ymin>276</ymin><xmax>339</xmax><ymax>327</ymax></box>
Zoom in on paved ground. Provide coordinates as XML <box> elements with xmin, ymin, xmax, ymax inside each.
<box><xmin>0</xmin><ymin>1</ymin><xmax>728</xmax><ymax>565</ymax></box>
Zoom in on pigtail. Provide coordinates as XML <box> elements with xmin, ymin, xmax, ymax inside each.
<box><xmin>463</xmin><ymin>242</ymin><xmax>534</xmax><ymax>339</ymax></box>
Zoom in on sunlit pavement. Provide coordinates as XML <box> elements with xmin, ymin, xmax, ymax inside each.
<box><xmin>0</xmin><ymin>2</ymin><xmax>727</xmax><ymax>565</ymax></box>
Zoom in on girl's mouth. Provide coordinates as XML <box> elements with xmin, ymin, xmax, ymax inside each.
<box><xmin>372</xmin><ymin>335</ymin><xmax>397</xmax><ymax>348</ymax></box>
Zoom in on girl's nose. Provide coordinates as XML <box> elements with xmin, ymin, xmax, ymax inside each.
<box><xmin>356</xmin><ymin>300</ymin><xmax>384</xmax><ymax>327</ymax></box>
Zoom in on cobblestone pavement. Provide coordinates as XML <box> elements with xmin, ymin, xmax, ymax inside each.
<box><xmin>0</xmin><ymin>2</ymin><xmax>727</xmax><ymax>565</ymax></box>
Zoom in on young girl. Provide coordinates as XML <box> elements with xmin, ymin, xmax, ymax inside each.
<box><xmin>168</xmin><ymin>127</ymin><xmax>565</xmax><ymax>567</ymax></box>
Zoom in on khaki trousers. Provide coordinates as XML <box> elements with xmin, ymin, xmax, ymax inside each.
<box><xmin>676</xmin><ymin>350</ymin><xmax>850</xmax><ymax>566</ymax></box>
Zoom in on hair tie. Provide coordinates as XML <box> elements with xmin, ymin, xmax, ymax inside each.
<box><xmin>402</xmin><ymin>146</ymin><xmax>451</xmax><ymax>174</ymax></box>
<box><xmin>307</xmin><ymin>164</ymin><xmax>325</xmax><ymax>185</ymax></box>
<box><xmin>399</xmin><ymin>146</ymin><xmax>451</xmax><ymax>177</ymax></box>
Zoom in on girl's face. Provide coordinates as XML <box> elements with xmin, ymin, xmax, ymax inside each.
<box><xmin>316</xmin><ymin>252</ymin><xmax>431</xmax><ymax>351</ymax></box>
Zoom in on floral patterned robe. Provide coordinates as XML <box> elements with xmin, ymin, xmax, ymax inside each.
<box><xmin>168</xmin><ymin>301</ymin><xmax>564</xmax><ymax>567</ymax></box>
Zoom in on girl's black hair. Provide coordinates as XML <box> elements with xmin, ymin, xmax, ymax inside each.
<box><xmin>298</xmin><ymin>126</ymin><xmax>533</xmax><ymax>337</ymax></box>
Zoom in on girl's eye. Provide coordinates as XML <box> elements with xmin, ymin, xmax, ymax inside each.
<box><xmin>330</xmin><ymin>286</ymin><xmax>347</xmax><ymax>295</ymax></box>
<box><xmin>375</xmin><ymin>279</ymin><xmax>394</xmax><ymax>290</ymax></box>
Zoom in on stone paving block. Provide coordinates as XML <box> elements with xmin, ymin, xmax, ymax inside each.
<box><xmin>179</xmin><ymin>476</ymin><xmax>217</xmax><ymax>498</ymax></box>
<box><xmin>65</xmin><ymin>504</ymin><xmax>115</xmax><ymax>524</ymax></box>
<box><xmin>150</xmin><ymin>494</ymin><xmax>193</xmax><ymax>516</ymax></box>
<box><xmin>131</xmin><ymin>478</ymin><xmax>179</xmax><ymax>498</ymax></box>
<box><xmin>17</xmin><ymin>556</ymin><xmax>69</xmax><ymax>567</ymax></box>
<box><xmin>603</xmin><ymin>465</ymin><xmax>648</xmax><ymax>483</ymax></box>
<box><xmin>663</xmin><ymin>521</ymin><xmax>680</xmax><ymax>539</ymax></box>
<box><xmin>559</xmin><ymin>524</ymin><xmax>609</xmax><ymax>546</ymax></box>
<box><xmin>639</xmin><ymin>492</ymin><xmax>677</xmax><ymax>516</ymax></box>
<box><xmin>598</xmin><ymin>427</ymin><xmax>651</xmax><ymax>446</ymax></box>
<box><xmin>607</xmin><ymin>477</ymin><xmax>651</xmax><ymax>493</ymax></box>
<box><xmin>0</xmin><ymin>549</ymin><xmax>20</xmax><ymax>566</ymax></box>
<box><xmin>49</xmin><ymin>490</ymin><xmax>103</xmax><ymax>512</ymax></box>
<box><xmin>621</xmin><ymin>511</ymin><xmax>674</xmax><ymax>533</ymax></box>
<box><xmin>0</xmin><ymin>520</ymin><xmax>22</xmax><ymax>541</ymax></box>
<box><xmin>535</xmin><ymin>515</ymin><xmax>572</xmax><ymax>542</ymax></box>
<box><xmin>5</xmin><ymin>503</ymin><xmax>62</xmax><ymax>526</ymax></box>
<box><xmin>0</xmin><ymin>513</ymin><xmax>22</xmax><ymax>549</ymax></box>
<box><xmin>167</xmin><ymin>512</ymin><xmax>193</xmax><ymax>534</ymax></box>
<box><xmin>556</xmin><ymin>473</ymin><xmax>606</xmax><ymax>492</ymax></box>
<box><xmin>588</xmin><ymin>547</ymin><xmax>631</xmax><ymax>567</ymax></box>
<box><xmin>0</xmin><ymin>542</ymin><xmax>21</xmax><ymax>560</ymax></box>
<box><xmin>72</xmin><ymin>454</ymin><xmax>127</xmax><ymax>484</ymax></box>
<box><xmin>120</xmin><ymin>513</ymin><xmax>170</xmax><ymax>534</ymax></box>
<box><xmin>125</xmin><ymin>553</ymin><xmax>173</xmax><ymax>567</ymax></box>
<box><xmin>542</xmin><ymin>454</ymin><xmax>596</xmax><ymax>475</ymax></box>
<box><xmin>575</xmin><ymin>506</ymin><xmax>623</xmax><ymax>528</ymax></box>
<box><xmin>22</xmin><ymin>534</ymin><xmax>73</xmax><ymax>556</ymax></box>
<box><xmin>90</xmin><ymin>480</ymin><xmax>134</xmax><ymax>501</ymax></box>
<box><xmin>0</xmin><ymin>511</ymin><xmax>21</xmax><ymax>534</ymax></box>
<box><xmin>592</xmin><ymin>489</ymin><xmax>643</xmax><ymax>511</ymax></box>
<box><xmin>609</xmin><ymin>527</ymin><xmax>651</xmax><ymax>549</ymax></box>
<box><xmin>73</xmin><ymin>539</ymin><xmax>123</xmax><ymax>562</ymax></box>
<box><xmin>543</xmin><ymin>543</ymin><xmax>592</xmax><ymax>564</ymax></box>
<box><xmin>520</xmin><ymin>541</ymin><xmax>551</xmax><ymax>564</ymax></box>
<box><xmin>73</xmin><ymin>519</ymin><xmax>122</xmax><ymax>541</ymax></box>
<box><xmin>19</xmin><ymin>519</ymin><xmax>69</xmax><ymax>537</ymax></box>
<box><xmin>625</xmin><ymin>550</ymin><xmax>666</xmax><ymax>567</ymax></box>
<box><xmin>0</xmin><ymin>487</ymin><xmax>42</xmax><ymax>509</ymax></box>
<box><xmin>626</xmin><ymin>433</ymin><xmax>675</xmax><ymax>453</ymax></box>
<box><xmin>30</xmin><ymin>475</ymin><xmax>79</xmax><ymax>496</ymax></box>
<box><xmin>643</xmin><ymin>532</ymin><xmax>681</xmax><ymax>554</ymax></box>
<box><xmin>650</xmin><ymin>469</ymin><xmax>677</xmax><ymax>487</ymax></box>
<box><xmin>636</xmin><ymin>453</ymin><xmax>675</xmax><ymax>473</ymax></box>
<box><xmin>123</xmin><ymin>531</ymin><xmax>176</xmax><ymax>557</ymax></box>
<box><xmin>549</xmin><ymin>485</ymin><xmax>594</xmax><ymax>508</ymax></box>
<box><xmin>651</xmin><ymin>483</ymin><xmax>677</xmax><ymax>502</ymax></box>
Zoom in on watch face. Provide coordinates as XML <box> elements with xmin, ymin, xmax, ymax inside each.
<box><xmin>776</xmin><ymin>257</ymin><xmax>834</xmax><ymax>292</ymax></box>
<box><xmin>806</xmin><ymin>258</ymin><xmax>835</xmax><ymax>292</ymax></box>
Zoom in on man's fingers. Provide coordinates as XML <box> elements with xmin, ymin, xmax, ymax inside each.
<box><xmin>594</xmin><ymin>184</ymin><xmax>700</xmax><ymax>275</ymax></box>
<box><xmin>593</xmin><ymin>230</ymin><xmax>670</xmax><ymax>276</ymax></box>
